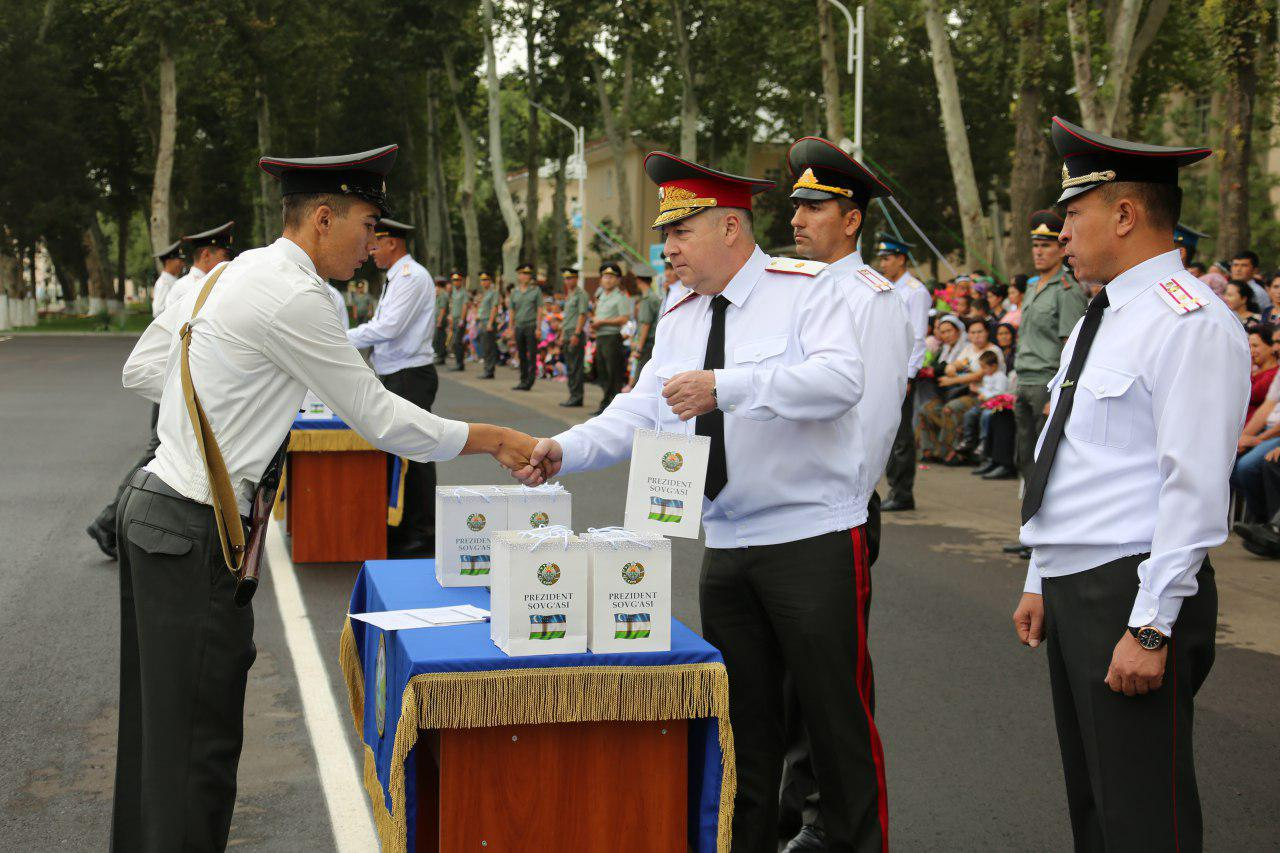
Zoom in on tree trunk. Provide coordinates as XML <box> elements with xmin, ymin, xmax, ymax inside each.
<box><xmin>115</xmin><ymin>205</ymin><xmax>129</xmax><ymax>303</ymax></box>
<box><xmin>524</xmin><ymin>1</ymin><xmax>540</xmax><ymax>269</ymax></box>
<box><xmin>433</xmin><ymin>131</ymin><xmax>455</xmax><ymax>274</ymax></box>
<box><xmin>1006</xmin><ymin>1</ymin><xmax>1048</xmax><ymax>276</ymax></box>
<box><xmin>83</xmin><ymin>221</ymin><xmax>113</xmax><ymax>315</ymax></box>
<box><xmin>444</xmin><ymin>53</ymin><xmax>482</xmax><ymax>281</ymax></box>
<box><xmin>922</xmin><ymin>0</ymin><xmax>990</xmax><ymax>268</ymax></box>
<box><xmin>149</xmin><ymin>41</ymin><xmax>177</xmax><ymax>265</ymax></box>
<box><xmin>424</xmin><ymin>88</ymin><xmax>444</xmax><ymax>272</ymax></box>
<box><xmin>591</xmin><ymin>49</ymin><xmax>635</xmax><ymax>242</ymax></box>
<box><xmin>1217</xmin><ymin>0</ymin><xmax>1262</xmax><ymax>255</ymax></box>
<box><xmin>402</xmin><ymin>112</ymin><xmax>429</xmax><ymax>269</ymax></box>
<box><xmin>482</xmin><ymin>0</ymin><xmax>523</xmax><ymax>281</ymax></box>
<box><xmin>817</xmin><ymin>0</ymin><xmax>845</xmax><ymax>141</ymax></box>
<box><xmin>1065</xmin><ymin>0</ymin><xmax>1170</xmax><ymax>135</ymax></box>
<box><xmin>255</xmin><ymin>77</ymin><xmax>278</xmax><ymax>247</ymax></box>
<box><xmin>671</xmin><ymin>0</ymin><xmax>699</xmax><ymax>160</ymax></box>
<box><xmin>0</xmin><ymin>249</ymin><xmax>19</xmax><ymax>330</ymax></box>
<box><xmin>551</xmin><ymin>147</ymin><xmax>567</xmax><ymax>278</ymax></box>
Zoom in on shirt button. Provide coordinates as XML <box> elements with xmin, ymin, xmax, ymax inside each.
<box><xmin>1147</xmin><ymin>609</ymin><xmax>1156</xmax><ymax>618</ymax></box>
<box><xmin>728</xmin><ymin>404</ymin><xmax>736</xmax><ymax>412</ymax></box>
<box><xmin>726</xmin><ymin>510</ymin><xmax>735</xmax><ymax>518</ymax></box>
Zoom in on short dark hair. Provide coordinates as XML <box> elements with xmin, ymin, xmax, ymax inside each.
<box><xmin>282</xmin><ymin>192</ymin><xmax>359</xmax><ymax>230</ymax></box>
<box><xmin>1012</xmin><ymin>274</ymin><xmax>1029</xmax><ymax>294</ymax></box>
<box><xmin>1187</xmin><ymin>261</ymin><xmax>1206</xmax><ymax>276</ymax></box>
<box><xmin>1234</xmin><ymin>250</ymin><xmax>1261</xmax><ymax>267</ymax></box>
<box><xmin>1097</xmin><ymin>181</ymin><xmax>1181</xmax><ymax>233</ymax></box>
<box><xmin>978</xmin><ymin>350</ymin><xmax>999</xmax><ymax>367</ymax></box>
<box><xmin>967</xmin><ymin>318</ymin><xmax>988</xmax><ymax>332</ymax></box>
<box><xmin>834</xmin><ymin>196</ymin><xmax>866</xmax><ymax>241</ymax></box>
<box><xmin>1227</xmin><ymin>279</ymin><xmax>1260</xmax><ymax>314</ymax></box>
<box><xmin>1252</xmin><ymin>324</ymin><xmax>1274</xmax><ymax>345</ymax></box>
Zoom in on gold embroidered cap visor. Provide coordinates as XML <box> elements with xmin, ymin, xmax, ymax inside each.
<box><xmin>644</xmin><ymin>151</ymin><xmax>775</xmax><ymax>230</ymax></box>
<box><xmin>1051</xmin><ymin>116</ymin><xmax>1211</xmax><ymax>203</ymax></box>
<box><xmin>1028</xmin><ymin>209</ymin><xmax>1064</xmax><ymax>241</ymax></box>
<box><xmin>786</xmin><ymin>137</ymin><xmax>892</xmax><ymax>206</ymax></box>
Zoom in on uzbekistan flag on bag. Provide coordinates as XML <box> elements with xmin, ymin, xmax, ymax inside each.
<box><xmin>648</xmin><ymin>496</ymin><xmax>684</xmax><ymax>523</ymax></box>
<box><xmin>529</xmin><ymin>613</ymin><xmax>567</xmax><ymax>640</ymax></box>
<box><xmin>459</xmin><ymin>554</ymin><xmax>491</xmax><ymax>576</ymax></box>
<box><xmin>614</xmin><ymin>612</ymin><xmax>652</xmax><ymax>639</ymax></box>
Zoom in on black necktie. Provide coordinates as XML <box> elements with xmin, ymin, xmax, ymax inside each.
<box><xmin>697</xmin><ymin>295</ymin><xmax>730</xmax><ymax>500</ymax></box>
<box><xmin>1021</xmin><ymin>289</ymin><xmax>1111</xmax><ymax>524</ymax></box>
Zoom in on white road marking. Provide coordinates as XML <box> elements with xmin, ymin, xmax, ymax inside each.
<box><xmin>266</xmin><ymin>520</ymin><xmax>377</xmax><ymax>852</ymax></box>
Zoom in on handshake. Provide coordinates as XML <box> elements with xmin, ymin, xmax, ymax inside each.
<box><xmin>466</xmin><ymin>424</ymin><xmax>562</xmax><ymax>487</ymax></box>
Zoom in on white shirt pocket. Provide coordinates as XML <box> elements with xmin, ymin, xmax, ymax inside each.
<box><xmin>1068</xmin><ymin>364</ymin><xmax>1137</xmax><ymax>448</ymax></box>
<box><xmin>732</xmin><ymin>334</ymin><xmax>788</xmax><ymax>366</ymax></box>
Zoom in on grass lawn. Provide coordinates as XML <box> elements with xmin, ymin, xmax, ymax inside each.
<box><xmin>9</xmin><ymin>311</ymin><xmax>152</xmax><ymax>334</ymax></box>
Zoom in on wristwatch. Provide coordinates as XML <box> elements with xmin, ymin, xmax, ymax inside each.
<box><xmin>1128</xmin><ymin>625</ymin><xmax>1168</xmax><ymax>650</ymax></box>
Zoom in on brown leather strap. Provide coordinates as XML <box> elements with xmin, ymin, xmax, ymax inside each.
<box><xmin>178</xmin><ymin>264</ymin><xmax>243</xmax><ymax>573</ymax></box>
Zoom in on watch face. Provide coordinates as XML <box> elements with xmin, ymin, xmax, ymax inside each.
<box><xmin>1137</xmin><ymin>627</ymin><xmax>1164</xmax><ymax>650</ymax></box>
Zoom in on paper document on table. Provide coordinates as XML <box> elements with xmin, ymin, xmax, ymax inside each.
<box><xmin>348</xmin><ymin>605</ymin><xmax>490</xmax><ymax>631</ymax></box>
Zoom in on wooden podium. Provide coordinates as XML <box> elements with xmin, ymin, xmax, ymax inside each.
<box><xmin>286</xmin><ymin>449</ymin><xmax>387</xmax><ymax>563</ymax></box>
<box><xmin>414</xmin><ymin>720</ymin><xmax>688</xmax><ymax>852</ymax></box>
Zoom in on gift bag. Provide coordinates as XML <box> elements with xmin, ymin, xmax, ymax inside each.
<box><xmin>583</xmin><ymin>528</ymin><xmax>671</xmax><ymax>654</ymax></box>
<box><xmin>490</xmin><ymin>526</ymin><xmax>589</xmax><ymax>656</ymax></box>
<box><xmin>623</xmin><ymin>429</ymin><xmax>709</xmax><ymax>539</ymax></box>
<box><xmin>296</xmin><ymin>391</ymin><xmax>334</xmax><ymax>420</ymax></box>
<box><xmin>500</xmin><ymin>482</ymin><xmax>573</xmax><ymax>532</ymax></box>
<box><xmin>434</xmin><ymin>486</ymin><xmax>509</xmax><ymax>587</ymax></box>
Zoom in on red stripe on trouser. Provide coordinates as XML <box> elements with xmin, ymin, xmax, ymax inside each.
<box><xmin>851</xmin><ymin>526</ymin><xmax>889</xmax><ymax>851</ymax></box>
<box><xmin>1171</xmin><ymin>639</ymin><xmax>1179</xmax><ymax>852</ymax></box>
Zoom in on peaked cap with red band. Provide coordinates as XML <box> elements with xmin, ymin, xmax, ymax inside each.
<box><xmin>260</xmin><ymin>144</ymin><xmax>398</xmax><ymax>216</ymax></box>
<box><xmin>645</xmin><ymin>151</ymin><xmax>775</xmax><ymax>229</ymax></box>
<box><xmin>1051</xmin><ymin>116</ymin><xmax>1211</xmax><ymax>203</ymax></box>
<box><xmin>787</xmin><ymin>136</ymin><xmax>891</xmax><ymax>208</ymax></box>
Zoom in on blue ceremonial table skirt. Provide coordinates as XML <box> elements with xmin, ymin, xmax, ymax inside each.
<box><xmin>340</xmin><ymin>559</ymin><xmax>734</xmax><ymax>853</ymax></box>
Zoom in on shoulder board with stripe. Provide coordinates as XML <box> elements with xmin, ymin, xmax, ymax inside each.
<box><xmin>853</xmin><ymin>267</ymin><xmax>895</xmax><ymax>293</ymax></box>
<box><xmin>660</xmin><ymin>290</ymin><xmax>700</xmax><ymax>319</ymax></box>
<box><xmin>1155</xmin><ymin>277</ymin><xmax>1207</xmax><ymax>314</ymax></box>
<box><xmin>767</xmin><ymin>257</ymin><xmax>827</xmax><ymax>276</ymax></box>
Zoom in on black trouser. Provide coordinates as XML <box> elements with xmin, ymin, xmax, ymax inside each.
<box><xmin>451</xmin><ymin>319</ymin><xmax>467</xmax><ymax>369</ymax></box>
<box><xmin>1014</xmin><ymin>382</ymin><xmax>1051</xmax><ymax>481</ymax></box>
<box><xmin>479</xmin><ymin>327</ymin><xmax>498</xmax><ymax>375</ymax></box>
<box><xmin>595</xmin><ymin>334</ymin><xmax>625</xmax><ymax>408</ymax></box>
<box><xmin>884</xmin><ymin>387</ymin><xmax>916</xmax><ymax>503</ymax></box>
<box><xmin>380</xmin><ymin>364</ymin><xmax>439</xmax><ymax>545</ymax></box>
<box><xmin>433</xmin><ymin>320</ymin><xmax>448</xmax><ymax>364</ymax></box>
<box><xmin>563</xmin><ymin>334</ymin><xmax>584</xmax><ymax>403</ymax></box>
<box><xmin>514</xmin><ymin>323</ymin><xmax>538</xmax><ymax>387</ymax></box>
<box><xmin>112</xmin><ymin>470</ymin><xmax>256</xmax><ymax>853</ymax></box>
<box><xmin>777</xmin><ymin>495</ymin><xmax>882</xmax><ymax>839</ymax></box>
<box><xmin>1043</xmin><ymin>553</ymin><xmax>1215</xmax><ymax>852</ymax></box>
<box><xmin>635</xmin><ymin>339</ymin><xmax>655</xmax><ymax>380</ymax></box>
<box><xmin>988</xmin><ymin>409</ymin><xmax>1016</xmax><ymax>469</ymax></box>
<box><xmin>701</xmin><ymin>527</ymin><xmax>887</xmax><ymax>853</ymax></box>
<box><xmin>93</xmin><ymin>404</ymin><xmax>163</xmax><ymax>542</ymax></box>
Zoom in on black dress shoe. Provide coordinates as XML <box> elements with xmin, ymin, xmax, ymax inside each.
<box><xmin>1002</xmin><ymin>543</ymin><xmax>1025</xmax><ymax>553</ymax></box>
<box><xmin>1236</xmin><ymin>521</ymin><xmax>1280</xmax><ymax>551</ymax></box>
<box><xmin>480</xmin><ymin>372</ymin><xmax>495</xmax><ymax>379</ymax></box>
<box><xmin>1241</xmin><ymin>537</ymin><xmax>1280</xmax><ymax>558</ymax></box>
<box><xmin>982</xmin><ymin>465</ymin><xmax>1017</xmax><ymax>480</ymax></box>
<box><xmin>391</xmin><ymin>537</ymin><xmax>435</xmax><ymax>558</ymax></box>
<box><xmin>448</xmin><ymin>365</ymin><xmax>465</xmax><ymax>372</ymax></box>
<box><xmin>86</xmin><ymin>523</ymin><xmax>117</xmax><ymax>560</ymax></box>
<box><xmin>1017</xmin><ymin>546</ymin><xmax>1032</xmax><ymax>559</ymax></box>
<box><xmin>512</xmin><ymin>384</ymin><xmax>530</xmax><ymax>391</ymax></box>
<box><xmin>559</xmin><ymin>400</ymin><xmax>584</xmax><ymax>408</ymax></box>
<box><xmin>783</xmin><ymin>824</ymin><xmax>827</xmax><ymax>852</ymax></box>
<box><xmin>971</xmin><ymin>460</ymin><xmax>997</xmax><ymax>476</ymax></box>
<box><xmin>880</xmin><ymin>497</ymin><xmax>915</xmax><ymax>512</ymax></box>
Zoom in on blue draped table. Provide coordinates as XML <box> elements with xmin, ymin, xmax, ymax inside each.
<box><xmin>340</xmin><ymin>559</ymin><xmax>734</xmax><ymax>853</ymax></box>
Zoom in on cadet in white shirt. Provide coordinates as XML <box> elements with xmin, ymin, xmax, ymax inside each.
<box><xmin>347</xmin><ymin>217</ymin><xmax>440</xmax><ymax>556</ymax></box>
<box><xmin>113</xmin><ymin>145</ymin><xmax>540</xmax><ymax>853</ymax></box>
<box><xmin>513</xmin><ymin>153</ymin><xmax>872</xmax><ymax>853</ymax></box>
<box><xmin>164</xmin><ymin>220</ymin><xmax>235</xmax><ymax>308</ymax></box>
<box><xmin>874</xmin><ymin>234</ymin><xmax>931</xmax><ymax>512</ymax></box>
<box><xmin>1013</xmin><ymin>117</ymin><xmax>1249</xmax><ymax>851</ymax></box>
<box><xmin>777</xmin><ymin>137</ymin><xmax>911</xmax><ymax>852</ymax></box>
<box><xmin>150</xmin><ymin>240</ymin><xmax>184</xmax><ymax>317</ymax></box>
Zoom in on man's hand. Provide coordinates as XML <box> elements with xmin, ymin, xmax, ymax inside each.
<box><xmin>1239</xmin><ymin>434</ymin><xmax>1262</xmax><ymax>452</ymax></box>
<box><xmin>492</xmin><ymin>428</ymin><xmax>539</xmax><ymax>472</ymax></box>
<box><xmin>1104</xmin><ymin>631</ymin><xmax>1167</xmax><ymax>696</ymax></box>
<box><xmin>1266</xmin><ymin>446</ymin><xmax>1280</xmax><ymax>463</ymax></box>
<box><xmin>1012</xmin><ymin>593</ymin><xmax>1045</xmax><ymax>648</ymax></box>
<box><xmin>511</xmin><ymin>438</ymin><xmax>562</xmax><ymax>486</ymax></box>
<box><xmin>663</xmin><ymin>370</ymin><xmax>717</xmax><ymax>421</ymax></box>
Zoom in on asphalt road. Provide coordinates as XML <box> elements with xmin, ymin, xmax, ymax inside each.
<box><xmin>2</xmin><ymin>334</ymin><xmax>1277</xmax><ymax>851</ymax></box>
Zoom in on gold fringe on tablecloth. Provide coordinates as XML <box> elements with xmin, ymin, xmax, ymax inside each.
<box><xmin>288</xmin><ymin>429</ymin><xmax>376</xmax><ymax>453</ymax></box>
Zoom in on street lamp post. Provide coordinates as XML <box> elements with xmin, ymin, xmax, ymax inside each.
<box><xmin>529</xmin><ymin>100</ymin><xmax>586</xmax><ymax>273</ymax></box>
<box><xmin>823</xmin><ymin>0</ymin><xmax>865</xmax><ymax>162</ymax></box>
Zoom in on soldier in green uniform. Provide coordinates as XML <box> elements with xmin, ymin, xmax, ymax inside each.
<box><xmin>591</xmin><ymin>261</ymin><xmax>633</xmax><ymax>414</ymax></box>
<box><xmin>559</xmin><ymin>266</ymin><xmax>589</xmax><ymax>407</ymax></box>
<box><xmin>447</xmin><ymin>272</ymin><xmax>470</xmax><ymax>371</ymax></box>
<box><xmin>632</xmin><ymin>269</ymin><xmax>661</xmax><ymax>377</ymax></box>
<box><xmin>434</xmin><ymin>273</ymin><xmax>457</xmax><ymax>365</ymax></box>
<box><xmin>476</xmin><ymin>271</ymin><xmax>499</xmax><ymax>379</ymax></box>
<box><xmin>508</xmin><ymin>263</ymin><xmax>543</xmax><ymax>390</ymax></box>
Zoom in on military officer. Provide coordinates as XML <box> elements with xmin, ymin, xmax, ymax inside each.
<box><xmin>874</xmin><ymin>233</ymin><xmax>930</xmax><ymax>511</ymax></box>
<box><xmin>151</xmin><ymin>241</ymin><xmax>184</xmax><ymax>317</ymax></box>
<box><xmin>508</xmin><ymin>262</ymin><xmax>543</xmax><ymax>390</ymax></box>
<box><xmin>590</xmin><ymin>261</ymin><xmax>633</xmax><ymax>414</ymax></box>
<box><xmin>559</xmin><ymin>266</ymin><xmax>590</xmax><ymax>407</ymax></box>
<box><xmin>514</xmin><ymin>152</ymin><xmax>878</xmax><ymax>853</ymax></box>
<box><xmin>447</xmin><ymin>268</ymin><xmax>471</xmax><ymax>371</ymax></box>
<box><xmin>347</xmin><ymin>217</ymin><xmax>439</xmax><ymax>557</ymax></box>
<box><xmin>1013</xmin><ymin>117</ymin><xmax>1248</xmax><ymax>852</ymax></box>
<box><xmin>476</xmin><ymin>271</ymin><xmax>500</xmax><ymax>378</ymax></box>
<box><xmin>164</xmin><ymin>221</ymin><xmax>235</xmax><ymax>308</ymax></box>
<box><xmin>434</xmin><ymin>273</ymin><xmax>456</xmax><ymax>364</ymax></box>
<box><xmin>778</xmin><ymin>136</ymin><xmax>913</xmax><ymax>851</ymax></box>
<box><xmin>113</xmin><ymin>145</ymin><xmax>539</xmax><ymax>852</ymax></box>
<box><xmin>632</xmin><ymin>268</ymin><xmax>662</xmax><ymax>376</ymax></box>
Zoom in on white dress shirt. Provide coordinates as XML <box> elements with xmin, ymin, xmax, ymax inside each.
<box><xmin>164</xmin><ymin>265</ymin><xmax>209</xmax><ymax>312</ymax></box>
<box><xmin>1020</xmin><ymin>250</ymin><xmax>1250</xmax><ymax>635</ymax></box>
<box><xmin>554</xmin><ymin>246</ymin><xmax>866</xmax><ymax>548</ymax></box>
<box><xmin>123</xmin><ymin>237</ymin><xmax>469</xmax><ymax>515</ymax></box>
<box><xmin>346</xmin><ymin>253</ymin><xmax>435</xmax><ymax>375</ymax></box>
<box><xmin>325</xmin><ymin>283</ymin><xmax>350</xmax><ymax>330</ymax></box>
<box><xmin>152</xmin><ymin>270</ymin><xmax>178</xmax><ymax>317</ymax></box>
<box><xmin>828</xmin><ymin>251</ymin><xmax>913</xmax><ymax>503</ymax></box>
<box><xmin>892</xmin><ymin>270</ymin><xmax>932</xmax><ymax>378</ymax></box>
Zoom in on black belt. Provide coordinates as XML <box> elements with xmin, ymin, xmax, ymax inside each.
<box><xmin>128</xmin><ymin>470</ymin><xmax>249</xmax><ymax>523</ymax></box>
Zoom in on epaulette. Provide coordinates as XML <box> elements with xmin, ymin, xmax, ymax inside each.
<box><xmin>853</xmin><ymin>267</ymin><xmax>895</xmax><ymax>293</ymax></box>
<box><xmin>661</xmin><ymin>290</ymin><xmax>700</xmax><ymax>319</ymax></box>
<box><xmin>767</xmin><ymin>257</ymin><xmax>827</xmax><ymax>276</ymax></box>
<box><xmin>1155</xmin><ymin>277</ymin><xmax>1206</xmax><ymax>314</ymax></box>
